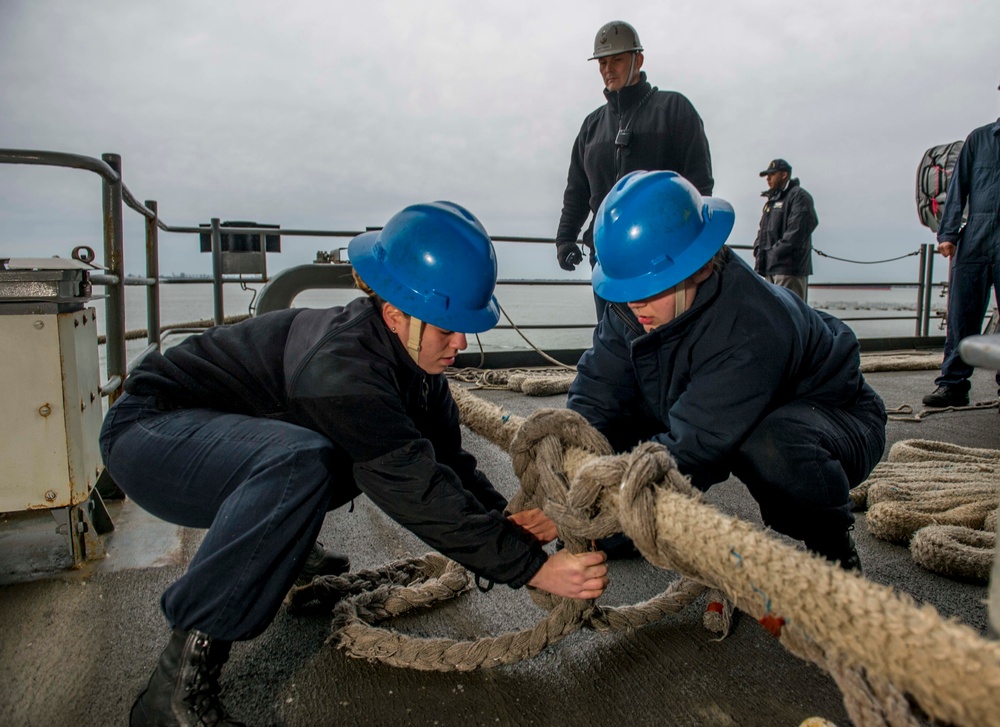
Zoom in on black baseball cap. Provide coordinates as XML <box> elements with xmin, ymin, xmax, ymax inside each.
<box><xmin>759</xmin><ymin>159</ymin><xmax>792</xmax><ymax>176</ymax></box>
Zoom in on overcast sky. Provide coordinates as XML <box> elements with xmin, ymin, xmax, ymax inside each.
<box><xmin>1</xmin><ymin>0</ymin><xmax>998</xmax><ymax>284</ymax></box>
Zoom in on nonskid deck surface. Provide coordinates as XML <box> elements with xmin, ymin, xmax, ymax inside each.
<box><xmin>0</xmin><ymin>366</ymin><xmax>996</xmax><ymax>727</ymax></box>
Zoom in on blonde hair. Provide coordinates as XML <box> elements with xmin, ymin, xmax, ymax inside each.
<box><xmin>352</xmin><ymin>269</ymin><xmax>408</xmax><ymax>318</ymax></box>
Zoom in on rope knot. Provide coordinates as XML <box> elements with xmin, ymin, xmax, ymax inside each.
<box><xmin>509</xmin><ymin>408</ymin><xmax>614</xmax><ymax>551</ymax></box>
<box><xmin>614</xmin><ymin>441</ymin><xmax>700</xmax><ymax>562</ymax></box>
<box><xmin>510</xmin><ymin>408</ymin><xmax>613</xmax><ymax>477</ymax></box>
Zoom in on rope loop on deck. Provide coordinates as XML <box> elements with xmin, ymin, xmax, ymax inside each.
<box><xmin>290</xmin><ymin>402</ymin><xmax>711</xmax><ymax>670</ymax></box>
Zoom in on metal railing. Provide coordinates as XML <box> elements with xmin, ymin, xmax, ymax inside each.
<box><xmin>1</xmin><ymin>148</ymin><xmax>950</xmax><ymax>398</ymax></box>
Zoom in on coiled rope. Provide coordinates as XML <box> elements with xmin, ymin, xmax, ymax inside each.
<box><xmin>289</xmin><ymin>386</ymin><xmax>1000</xmax><ymax>727</ymax></box>
<box><xmin>448</xmin><ymin>352</ymin><xmax>944</xmax><ymax>399</ymax></box>
<box><xmin>448</xmin><ymin>367</ymin><xmax>577</xmax><ymax>396</ymax></box>
<box><xmin>851</xmin><ymin>439</ymin><xmax>999</xmax><ymax>582</ymax></box>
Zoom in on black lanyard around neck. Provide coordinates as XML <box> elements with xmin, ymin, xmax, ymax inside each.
<box><xmin>614</xmin><ymin>86</ymin><xmax>656</xmax><ymax>179</ymax></box>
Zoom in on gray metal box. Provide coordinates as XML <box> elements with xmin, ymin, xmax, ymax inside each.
<box><xmin>0</xmin><ymin>308</ymin><xmax>103</xmax><ymax>512</ymax></box>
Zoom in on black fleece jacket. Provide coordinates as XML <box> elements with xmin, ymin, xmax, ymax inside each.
<box><xmin>753</xmin><ymin>178</ymin><xmax>818</xmax><ymax>276</ymax></box>
<box><xmin>125</xmin><ymin>298</ymin><xmax>546</xmax><ymax>587</ymax></box>
<box><xmin>557</xmin><ymin>72</ymin><xmax>714</xmax><ymax>251</ymax></box>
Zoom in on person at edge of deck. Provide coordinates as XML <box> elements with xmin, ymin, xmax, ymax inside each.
<box><xmin>567</xmin><ymin>171</ymin><xmax>887</xmax><ymax>571</ymax></box>
<box><xmin>100</xmin><ymin>202</ymin><xmax>609</xmax><ymax>727</ymax></box>
<box><xmin>554</xmin><ymin>19</ymin><xmax>714</xmax><ymax>321</ymax></box>
<box><xmin>922</xmin><ymin>80</ymin><xmax>1000</xmax><ymax>409</ymax></box>
<box><xmin>752</xmin><ymin>158</ymin><xmax>818</xmax><ymax>302</ymax></box>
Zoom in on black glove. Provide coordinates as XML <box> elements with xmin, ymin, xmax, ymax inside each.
<box><xmin>556</xmin><ymin>241</ymin><xmax>584</xmax><ymax>271</ymax></box>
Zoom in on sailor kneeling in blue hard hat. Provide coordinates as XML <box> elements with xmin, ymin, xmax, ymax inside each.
<box><xmin>101</xmin><ymin>201</ymin><xmax>608</xmax><ymax>727</ymax></box>
<box><xmin>567</xmin><ymin>171</ymin><xmax>887</xmax><ymax>570</ymax></box>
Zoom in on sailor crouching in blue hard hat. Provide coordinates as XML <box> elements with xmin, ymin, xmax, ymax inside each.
<box><xmin>100</xmin><ymin>201</ymin><xmax>609</xmax><ymax>727</ymax></box>
<box><xmin>567</xmin><ymin>171</ymin><xmax>886</xmax><ymax>570</ymax></box>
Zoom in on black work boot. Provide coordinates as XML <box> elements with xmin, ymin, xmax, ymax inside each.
<box><xmin>130</xmin><ymin>629</ymin><xmax>244</xmax><ymax>727</ymax></box>
<box><xmin>922</xmin><ymin>384</ymin><xmax>970</xmax><ymax>407</ymax></box>
<box><xmin>296</xmin><ymin>540</ymin><xmax>350</xmax><ymax>584</ymax></box>
<box><xmin>805</xmin><ymin>528</ymin><xmax>862</xmax><ymax>573</ymax></box>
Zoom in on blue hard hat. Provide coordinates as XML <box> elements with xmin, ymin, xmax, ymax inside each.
<box><xmin>348</xmin><ymin>201</ymin><xmax>501</xmax><ymax>334</ymax></box>
<box><xmin>592</xmin><ymin>171</ymin><xmax>735</xmax><ymax>303</ymax></box>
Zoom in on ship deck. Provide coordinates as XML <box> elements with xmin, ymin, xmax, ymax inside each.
<box><xmin>0</xmin><ymin>362</ymin><xmax>997</xmax><ymax>727</ymax></box>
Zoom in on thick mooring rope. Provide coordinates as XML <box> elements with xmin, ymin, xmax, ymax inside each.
<box><xmin>291</xmin><ymin>387</ymin><xmax>1000</xmax><ymax>727</ymax></box>
<box><xmin>851</xmin><ymin>439</ymin><xmax>999</xmax><ymax>582</ymax></box>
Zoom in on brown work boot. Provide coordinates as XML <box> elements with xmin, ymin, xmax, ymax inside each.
<box><xmin>130</xmin><ymin>629</ymin><xmax>244</xmax><ymax>727</ymax></box>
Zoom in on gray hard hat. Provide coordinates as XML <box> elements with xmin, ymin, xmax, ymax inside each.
<box><xmin>589</xmin><ymin>21</ymin><xmax>643</xmax><ymax>60</ymax></box>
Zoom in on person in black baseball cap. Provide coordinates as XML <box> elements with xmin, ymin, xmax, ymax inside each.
<box><xmin>759</xmin><ymin>158</ymin><xmax>792</xmax><ymax>176</ymax></box>
<box><xmin>752</xmin><ymin>158</ymin><xmax>818</xmax><ymax>302</ymax></box>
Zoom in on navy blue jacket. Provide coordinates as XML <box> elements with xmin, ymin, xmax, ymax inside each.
<box><xmin>567</xmin><ymin>251</ymin><xmax>878</xmax><ymax>489</ymax></box>
<box><xmin>126</xmin><ymin>297</ymin><xmax>546</xmax><ymax>587</ymax></box>
<box><xmin>753</xmin><ymin>178</ymin><xmax>818</xmax><ymax>276</ymax></box>
<box><xmin>556</xmin><ymin>72</ymin><xmax>714</xmax><ymax>252</ymax></box>
<box><xmin>938</xmin><ymin>118</ymin><xmax>1000</xmax><ymax>263</ymax></box>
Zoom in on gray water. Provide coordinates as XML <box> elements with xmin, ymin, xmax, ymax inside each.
<box><xmin>90</xmin><ymin>280</ymin><xmax>948</xmax><ymax>374</ymax></box>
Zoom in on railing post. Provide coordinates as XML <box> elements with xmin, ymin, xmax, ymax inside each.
<box><xmin>915</xmin><ymin>244</ymin><xmax>927</xmax><ymax>336</ymax></box>
<box><xmin>258</xmin><ymin>231</ymin><xmax>268</xmax><ymax>281</ymax></box>
<box><xmin>145</xmin><ymin>200</ymin><xmax>161</xmax><ymax>350</ymax></box>
<box><xmin>210</xmin><ymin>217</ymin><xmax>224</xmax><ymax>325</ymax></box>
<box><xmin>102</xmin><ymin>153</ymin><xmax>126</xmax><ymax>403</ymax></box>
<box><xmin>922</xmin><ymin>243</ymin><xmax>936</xmax><ymax>337</ymax></box>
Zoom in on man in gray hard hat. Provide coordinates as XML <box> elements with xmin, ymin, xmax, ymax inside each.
<box><xmin>554</xmin><ymin>20</ymin><xmax>714</xmax><ymax>320</ymax></box>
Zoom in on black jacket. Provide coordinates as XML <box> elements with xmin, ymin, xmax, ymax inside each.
<box><xmin>753</xmin><ymin>178</ymin><xmax>818</xmax><ymax>276</ymax></box>
<box><xmin>567</xmin><ymin>251</ymin><xmax>883</xmax><ymax>490</ymax></box>
<box><xmin>125</xmin><ymin>298</ymin><xmax>546</xmax><ymax>587</ymax></box>
<box><xmin>938</xmin><ymin>118</ymin><xmax>1000</xmax><ymax>262</ymax></box>
<box><xmin>556</xmin><ymin>72</ymin><xmax>714</xmax><ymax>252</ymax></box>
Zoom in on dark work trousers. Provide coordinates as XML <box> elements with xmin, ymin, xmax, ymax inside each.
<box><xmin>100</xmin><ymin>393</ymin><xmax>354</xmax><ymax>642</ymax></box>
<box><xmin>936</xmin><ymin>257</ymin><xmax>1000</xmax><ymax>391</ymax></box>
<box><xmin>728</xmin><ymin>389</ymin><xmax>886</xmax><ymax>545</ymax></box>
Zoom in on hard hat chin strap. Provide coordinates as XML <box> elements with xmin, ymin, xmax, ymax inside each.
<box><xmin>407</xmin><ymin>316</ymin><xmax>423</xmax><ymax>364</ymax></box>
<box><xmin>674</xmin><ymin>281</ymin><xmax>687</xmax><ymax>318</ymax></box>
